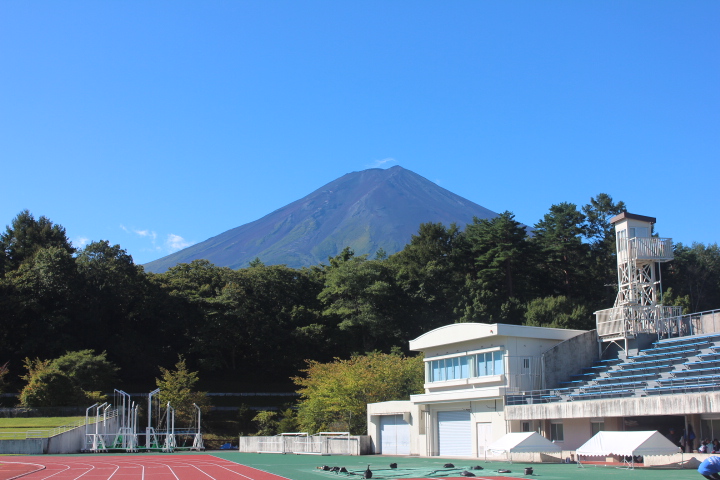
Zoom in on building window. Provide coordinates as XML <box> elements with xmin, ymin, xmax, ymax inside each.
<box><xmin>522</xmin><ymin>422</ymin><xmax>531</xmax><ymax>432</ymax></box>
<box><xmin>429</xmin><ymin>356</ymin><xmax>469</xmax><ymax>382</ymax></box>
<box><xmin>476</xmin><ymin>351</ymin><xmax>504</xmax><ymax>377</ymax></box>
<box><xmin>494</xmin><ymin>351</ymin><xmax>504</xmax><ymax>375</ymax></box>
<box><xmin>629</xmin><ymin>227</ymin><xmax>649</xmax><ymax>238</ymax></box>
<box><xmin>428</xmin><ymin>351</ymin><xmax>504</xmax><ymax>382</ymax></box>
<box><xmin>591</xmin><ymin>422</ymin><xmax>604</xmax><ymax>436</ymax></box>
<box><xmin>551</xmin><ymin>422</ymin><xmax>564</xmax><ymax>442</ymax></box>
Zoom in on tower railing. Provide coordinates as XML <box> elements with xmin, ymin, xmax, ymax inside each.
<box><xmin>617</xmin><ymin>237</ymin><xmax>673</xmax><ymax>262</ymax></box>
<box><xmin>595</xmin><ymin>305</ymin><xmax>683</xmax><ymax>339</ymax></box>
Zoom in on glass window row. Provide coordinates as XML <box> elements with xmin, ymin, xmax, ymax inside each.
<box><xmin>428</xmin><ymin>351</ymin><xmax>505</xmax><ymax>382</ymax></box>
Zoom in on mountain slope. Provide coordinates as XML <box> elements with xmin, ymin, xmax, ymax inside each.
<box><xmin>143</xmin><ymin>166</ymin><xmax>499</xmax><ymax>272</ymax></box>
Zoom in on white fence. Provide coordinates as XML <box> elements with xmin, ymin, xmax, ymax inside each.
<box><xmin>241</xmin><ymin>433</ymin><xmax>371</xmax><ymax>455</ymax></box>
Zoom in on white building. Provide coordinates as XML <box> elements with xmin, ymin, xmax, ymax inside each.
<box><xmin>367</xmin><ymin>322</ymin><xmax>591</xmax><ymax>456</ymax></box>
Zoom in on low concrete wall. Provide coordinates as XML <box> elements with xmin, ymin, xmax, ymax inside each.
<box><xmin>239</xmin><ymin>435</ymin><xmax>372</xmax><ymax>455</ymax></box>
<box><xmin>47</xmin><ymin>423</ymin><xmax>89</xmax><ymax>454</ymax></box>
<box><xmin>0</xmin><ymin>438</ymin><xmax>47</xmax><ymax>454</ymax></box>
<box><xmin>484</xmin><ymin>451</ymin><xmax>564</xmax><ymax>463</ymax></box>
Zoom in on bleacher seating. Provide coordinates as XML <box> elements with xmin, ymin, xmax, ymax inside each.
<box><xmin>541</xmin><ymin>333</ymin><xmax>720</xmax><ymax>403</ymax></box>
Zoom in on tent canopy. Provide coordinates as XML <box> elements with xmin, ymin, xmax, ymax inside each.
<box><xmin>576</xmin><ymin>431</ymin><xmax>680</xmax><ymax>457</ymax></box>
<box><xmin>487</xmin><ymin>432</ymin><xmax>562</xmax><ymax>454</ymax></box>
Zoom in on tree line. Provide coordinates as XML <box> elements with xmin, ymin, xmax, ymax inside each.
<box><xmin>1</xmin><ymin>195</ymin><xmax>718</xmax><ymax>391</ymax></box>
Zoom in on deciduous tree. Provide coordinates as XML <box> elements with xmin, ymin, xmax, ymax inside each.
<box><xmin>293</xmin><ymin>351</ymin><xmax>423</xmax><ymax>434</ymax></box>
<box><xmin>18</xmin><ymin>351</ymin><xmax>118</xmax><ymax>407</ymax></box>
<box><xmin>156</xmin><ymin>356</ymin><xmax>209</xmax><ymax>424</ymax></box>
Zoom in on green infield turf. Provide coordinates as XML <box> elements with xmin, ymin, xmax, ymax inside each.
<box><xmin>208</xmin><ymin>452</ymin><xmax>703</xmax><ymax>480</ymax></box>
<box><xmin>6</xmin><ymin>451</ymin><xmax>705</xmax><ymax>480</ymax></box>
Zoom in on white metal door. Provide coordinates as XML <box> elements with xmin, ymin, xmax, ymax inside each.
<box><xmin>476</xmin><ymin>422</ymin><xmax>492</xmax><ymax>456</ymax></box>
<box><xmin>519</xmin><ymin>357</ymin><xmax>533</xmax><ymax>391</ymax></box>
<box><xmin>380</xmin><ymin>415</ymin><xmax>410</xmax><ymax>455</ymax></box>
<box><xmin>438</xmin><ymin>411</ymin><xmax>471</xmax><ymax>457</ymax></box>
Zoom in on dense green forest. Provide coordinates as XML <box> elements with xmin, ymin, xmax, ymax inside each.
<box><xmin>1</xmin><ymin>195</ymin><xmax>718</xmax><ymax>392</ymax></box>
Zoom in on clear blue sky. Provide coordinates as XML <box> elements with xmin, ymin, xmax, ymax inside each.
<box><xmin>1</xmin><ymin>1</ymin><xmax>718</xmax><ymax>265</ymax></box>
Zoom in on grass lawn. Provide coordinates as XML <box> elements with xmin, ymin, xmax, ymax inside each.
<box><xmin>0</xmin><ymin>417</ymin><xmax>86</xmax><ymax>429</ymax></box>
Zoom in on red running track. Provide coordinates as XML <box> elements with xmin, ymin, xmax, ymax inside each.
<box><xmin>0</xmin><ymin>455</ymin><xmax>289</xmax><ymax>480</ymax></box>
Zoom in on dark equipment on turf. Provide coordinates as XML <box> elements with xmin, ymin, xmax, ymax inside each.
<box><xmin>524</xmin><ymin>467</ymin><xmax>534</xmax><ymax>475</ymax></box>
<box><xmin>443</xmin><ymin>463</ymin><xmax>455</xmax><ymax>468</ymax></box>
<box><xmin>461</xmin><ymin>470</ymin><xmax>475</xmax><ymax>477</ymax></box>
<box><xmin>363</xmin><ymin>465</ymin><xmax>372</xmax><ymax>479</ymax></box>
<box><xmin>389</xmin><ymin>463</ymin><xmax>397</xmax><ymax>469</ymax></box>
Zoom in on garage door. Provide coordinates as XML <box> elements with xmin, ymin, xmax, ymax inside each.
<box><xmin>380</xmin><ymin>415</ymin><xmax>410</xmax><ymax>455</ymax></box>
<box><xmin>438</xmin><ymin>411</ymin><xmax>471</xmax><ymax>456</ymax></box>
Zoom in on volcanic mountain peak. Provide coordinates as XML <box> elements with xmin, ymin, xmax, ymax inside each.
<box><xmin>143</xmin><ymin>166</ymin><xmax>499</xmax><ymax>272</ymax></box>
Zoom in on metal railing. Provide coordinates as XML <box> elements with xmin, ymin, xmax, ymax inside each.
<box><xmin>596</xmin><ymin>305</ymin><xmax>684</xmax><ymax>339</ymax></box>
<box><xmin>617</xmin><ymin>237</ymin><xmax>673</xmax><ymax>262</ymax></box>
<box><xmin>661</xmin><ymin>309</ymin><xmax>720</xmax><ymax>340</ymax></box>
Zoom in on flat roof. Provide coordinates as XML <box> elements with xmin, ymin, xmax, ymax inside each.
<box><xmin>409</xmin><ymin>323</ymin><xmax>587</xmax><ymax>351</ymax></box>
<box><xmin>609</xmin><ymin>212</ymin><xmax>656</xmax><ymax>224</ymax></box>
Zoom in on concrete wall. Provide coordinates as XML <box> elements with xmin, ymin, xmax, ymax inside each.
<box><xmin>238</xmin><ymin>435</ymin><xmax>371</xmax><ymax>455</ymax></box>
<box><xmin>644</xmin><ymin>452</ymin><xmax>708</xmax><ymax>468</ymax></box>
<box><xmin>484</xmin><ymin>451</ymin><xmax>564</xmax><ymax>463</ymax></box>
<box><xmin>0</xmin><ymin>438</ymin><xmax>47</xmax><ymax>454</ymax></box>
<box><xmin>541</xmin><ymin>330</ymin><xmax>599</xmax><ymax>390</ymax></box>
<box><xmin>47</xmin><ymin>422</ymin><xmax>90</xmax><ymax>454</ymax></box>
<box><xmin>553</xmin><ymin>417</ymin><xmax>589</xmax><ymax>451</ymax></box>
<box><xmin>699</xmin><ymin>312</ymin><xmax>720</xmax><ymax>336</ymax></box>
<box><xmin>506</xmin><ymin>391</ymin><xmax>720</xmax><ymax>421</ymax></box>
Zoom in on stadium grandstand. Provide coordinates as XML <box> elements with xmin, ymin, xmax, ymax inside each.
<box><xmin>368</xmin><ymin>213</ymin><xmax>720</xmax><ymax>458</ymax></box>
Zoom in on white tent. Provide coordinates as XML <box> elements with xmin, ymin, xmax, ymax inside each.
<box><xmin>576</xmin><ymin>431</ymin><xmax>681</xmax><ymax>468</ymax></box>
<box><xmin>485</xmin><ymin>432</ymin><xmax>561</xmax><ymax>462</ymax></box>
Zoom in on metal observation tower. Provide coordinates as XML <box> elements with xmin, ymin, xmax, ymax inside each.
<box><xmin>594</xmin><ymin>213</ymin><xmax>682</xmax><ymax>352</ymax></box>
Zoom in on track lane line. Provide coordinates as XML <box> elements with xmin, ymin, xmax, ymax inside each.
<box><xmin>195</xmin><ymin>460</ymin><xmax>293</xmax><ymax>480</ymax></box>
<box><xmin>0</xmin><ymin>460</ymin><xmax>46</xmax><ymax>480</ymax></box>
<box><xmin>25</xmin><ymin>462</ymin><xmax>71</xmax><ymax>480</ymax></box>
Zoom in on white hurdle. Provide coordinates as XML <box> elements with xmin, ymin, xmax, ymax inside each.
<box><xmin>85</xmin><ymin>388</ymin><xmax>202</xmax><ymax>453</ymax></box>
